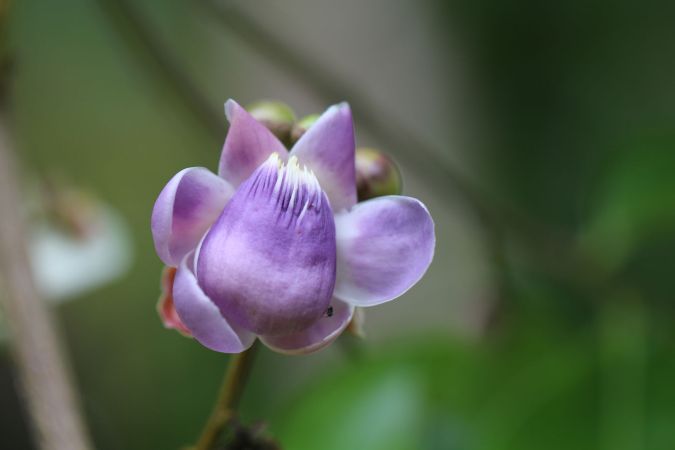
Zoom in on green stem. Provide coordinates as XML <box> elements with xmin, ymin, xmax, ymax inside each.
<box><xmin>191</xmin><ymin>342</ymin><xmax>259</xmax><ymax>450</ymax></box>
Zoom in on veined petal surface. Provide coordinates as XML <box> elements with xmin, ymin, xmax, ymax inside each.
<box><xmin>198</xmin><ymin>154</ymin><xmax>337</xmax><ymax>336</ymax></box>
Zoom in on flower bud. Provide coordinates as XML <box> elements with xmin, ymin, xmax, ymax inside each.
<box><xmin>289</xmin><ymin>113</ymin><xmax>320</xmax><ymax>144</ymax></box>
<box><xmin>355</xmin><ymin>147</ymin><xmax>402</xmax><ymax>201</ymax></box>
<box><xmin>246</xmin><ymin>101</ymin><xmax>296</xmax><ymax>147</ymax></box>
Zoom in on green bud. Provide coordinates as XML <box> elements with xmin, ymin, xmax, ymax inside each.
<box><xmin>355</xmin><ymin>147</ymin><xmax>402</xmax><ymax>201</ymax></box>
<box><xmin>246</xmin><ymin>100</ymin><xmax>296</xmax><ymax>147</ymax></box>
<box><xmin>290</xmin><ymin>113</ymin><xmax>320</xmax><ymax>144</ymax></box>
<box><xmin>296</xmin><ymin>113</ymin><xmax>320</xmax><ymax>129</ymax></box>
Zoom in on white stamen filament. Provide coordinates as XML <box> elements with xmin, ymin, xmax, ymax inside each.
<box><xmin>263</xmin><ymin>153</ymin><xmax>322</xmax><ymax>217</ymax></box>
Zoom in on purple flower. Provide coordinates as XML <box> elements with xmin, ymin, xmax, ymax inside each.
<box><xmin>151</xmin><ymin>100</ymin><xmax>435</xmax><ymax>355</ymax></box>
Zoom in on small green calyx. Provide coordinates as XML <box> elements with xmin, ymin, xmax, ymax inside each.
<box><xmin>355</xmin><ymin>147</ymin><xmax>402</xmax><ymax>201</ymax></box>
<box><xmin>247</xmin><ymin>101</ymin><xmax>296</xmax><ymax>147</ymax></box>
<box><xmin>289</xmin><ymin>114</ymin><xmax>320</xmax><ymax>145</ymax></box>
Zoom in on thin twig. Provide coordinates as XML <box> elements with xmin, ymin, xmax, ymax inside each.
<box><xmin>190</xmin><ymin>343</ymin><xmax>259</xmax><ymax>450</ymax></box>
<box><xmin>96</xmin><ymin>0</ymin><xmax>224</xmax><ymax>138</ymax></box>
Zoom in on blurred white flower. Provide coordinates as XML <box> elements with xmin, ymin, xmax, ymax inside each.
<box><xmin>29</xmin><ymin>205</ymin><xmax>132</xmax><ymax>302</ymax></box>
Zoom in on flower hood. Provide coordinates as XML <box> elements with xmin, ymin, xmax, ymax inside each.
<box><xmin>151</xmin><ymin>100</ymin><xmax>435</xmax><ymax>354</ymax></box>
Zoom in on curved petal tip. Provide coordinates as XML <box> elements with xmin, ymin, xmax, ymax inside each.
<box><xmin>151</xmin><ymin>167</ymin><xmax>233</xmax><ymax>266</ymax></box>
<box><xmin>219</xmin><ymin>99</ymin><xmax>288</xmax><ymax>186</ymax></box>
<box><xmin>260</xmin><ymin>299</ymin><xmax>354</xmax><ymax>355</ymax></box>
<box><xmin>289</xmin><ymin>102</ymin><xmax>356</xmax><ymax>211</ymax></box>
<box><xmin>173</xmin><ymin>254</ymin><xmax>256</xmax><ymax>353</ymax></box>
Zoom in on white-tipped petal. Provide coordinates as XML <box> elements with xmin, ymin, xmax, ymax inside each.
<box><xmin>290</xmin><ymin>103</ymin><xmax>356</xmax><ymax>211</ymax></box>
<box><xmin>218</xmin><ymin>99</ymin><xmax>289</xmax><ymax>186</ymax></box>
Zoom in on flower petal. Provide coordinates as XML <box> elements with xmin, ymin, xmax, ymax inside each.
<box><xmin>151</xmin><ymin>167</ymin><xmax>233</xmax><ymax>266</ymax></box>
<box><xmin>157</xmin><ymin>266</ymin><xmax>192</xmax><ymax>336</ymax></box>
<box><xmin>218</xmin><ymin>99</ymin><xmax>289</xmax><ymax>186</ymax></box>
<box><xmin>198</xmin><ymin>154</ymin><xmax>337</xmax><ymax>336</ymax></box>
<box><xmin>289</xmin><ymin>102</ymin><xmax>356</xmax><ymax>211</ymax></box>
<box><xmin>173</xmin><ymin>253</ymin><xmax>256</xmax><ymax>353</ymax></box>
<box><xmin>260</xmin><ymin>299</ymin><xmax>354</xmax><ymax>355</ymax></box>
<box><xmin>333</xmin><ymin>196</ymin><xmax>435</xmax><ymax>306</ymax></box>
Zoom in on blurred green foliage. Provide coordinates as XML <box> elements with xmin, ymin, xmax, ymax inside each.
<box><xmin>1</xmin><ymin>0</ymin><xmax>674</xmax><ymax>449</ymax></box>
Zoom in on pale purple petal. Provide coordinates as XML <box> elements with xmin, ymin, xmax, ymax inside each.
<box><xmin>218</xmin><ymin>99</ymin><xmax>289</xmax><ymax>186</ymax></box>
<box><xmin>289</xmin><ymin>102</ymin><xmax>356</xmax><ymax>211</ymax></box>
<box><xmin>333</xmin><ymin>196</ymin><xmax>435</xmax><ymax>307</ymax></box>
<box><xmin>173</xmin><ymin>253</ymin><xmax>256</xmax><ymax>353</ymax></box>
<box><xmin>151</xmin><ymin>167</ymin><xmax>233</xmax><ymax>266</ymax></box>
<box><xmin>260</xmin><ymin>299</ymin><xmax>354</xmax><ymax>355</ymax></box>
<box><xmin>198</xmin><ymin>154</ymin><xmax>337</xmax><ymax>336</ymax></box>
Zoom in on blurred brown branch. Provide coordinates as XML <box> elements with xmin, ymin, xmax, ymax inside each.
<box><xmin>199</xmin><ymin>1</ymin><xmax>503</xmax><ymax>220</ymax></box>
<box><xmin>96</xmin><ymin>0</ymin><xmax>224</xmax><ymax>138</ymax></box>
<box><xmin>0</xmin><ymin>88</ymin><xmax>94</xmax><ymax>450</ymax></box>
<box><xmin>0</xmin><ymin>4</ymin><xmax>93</xmax><ymax>449</ymax></box>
